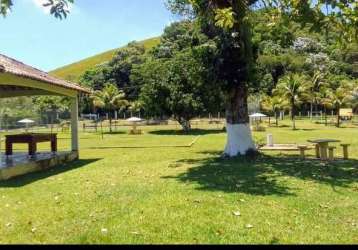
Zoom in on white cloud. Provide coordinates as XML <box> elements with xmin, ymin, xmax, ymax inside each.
<box><xmin>32</xmin><ymin>0</ymin><xmax>73</xmax><ymax>15</ymax></box>
<box><xmin>33</xmin><ymin>0</ymin><xmax>51</xmax><ymax>14</ymax></box>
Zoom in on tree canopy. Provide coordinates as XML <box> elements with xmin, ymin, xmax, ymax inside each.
<box><xmin>1</xmin><ymin>0</ymin><xmax>74</xmax><ymax>19</ymax></box>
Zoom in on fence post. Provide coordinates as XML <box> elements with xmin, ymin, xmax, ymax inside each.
<box><xmin>100</xmin><ymin>120</ymin><xmax>104</xmax><ymax>139</ymax></box>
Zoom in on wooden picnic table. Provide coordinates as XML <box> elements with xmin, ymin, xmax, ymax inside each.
<box><xmin>5</xmin><ymin>133</ymin><xmax>57</xmax><ymax>156</ymax></box>
<box><xmin>308</xmin><ymin>139</ymin><xmax>341</xmax><ymax>160</ymax></box>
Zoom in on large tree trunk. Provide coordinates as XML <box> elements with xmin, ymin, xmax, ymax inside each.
<box><xmin>109</xmin><ymin>117</ymin><xmax>113</xmax><ymax>133</ymax></box>
<box><xmin>336</xmin><ymin>107</ymin><xmax>341</xmax><ymax>128</ymax></box>
<box><xmin>224</xmin><ymin>85</ymin><xmax>255</xmax><ymax>157</ymax></box>
<box><xmin>291</xmin><ymin>99</ymin><xmax>296</xmax><ymax>130</ymax></box>
<box><xmin>216</xmin><ymin>10</ymin><xmax>256</xmax><ymax>157</ymax></box>
<box><xmin>177</xmin><ymin>117</ymin><xmax>191</xmax><ymax>132</ymax></box>
<box><xmin>324</xmin><ymin>107</ymin><xmax>328</xmax><ymax>126</ymax></box>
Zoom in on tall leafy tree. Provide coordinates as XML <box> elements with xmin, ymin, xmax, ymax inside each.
<box><xmin>139</xmin><ymin>50</ymin><xmax>223</xmax><ymax>132</ymax></box>
<box><xmin>167</xmin><ymin>0</ymin><xmax>357</xmax><ymax>156</ymax></box>
<box><xmin>135</xmin><ymin>21</ymin><xmax>224</xmax><ymax>131</ymax></box>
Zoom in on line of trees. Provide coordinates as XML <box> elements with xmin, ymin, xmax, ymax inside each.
<box><xmin>79</xmin><ymin>16</ymin><xmax>357</xmax><ymax>134</ymax></box>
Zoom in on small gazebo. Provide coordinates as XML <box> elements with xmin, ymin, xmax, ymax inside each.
<box><xmin>0</xmin><ymin>54</ymin><xmax>90</xmax><ymax>180</ymax></box>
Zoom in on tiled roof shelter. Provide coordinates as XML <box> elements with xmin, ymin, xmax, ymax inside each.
<box><xmin>0</xmin><ymin>53</ymin><xmax>90</xmax><ymax>156</ymax></box>
<box><xmin>0</xmin><ymin>54</ymin><xmax>89</xmax><ymax>98</ymax></box>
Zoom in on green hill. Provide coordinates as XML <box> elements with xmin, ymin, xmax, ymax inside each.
<box><xmin>50</xmin><ymin>37</ymin><xmax>160</xmax><ymax>82</ymax></box>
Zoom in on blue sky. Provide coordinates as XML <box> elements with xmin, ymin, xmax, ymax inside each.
<box><xmin>0</xmin><ymin>0</ymin><xmax>176</xmax><ymax>71</ymax></box>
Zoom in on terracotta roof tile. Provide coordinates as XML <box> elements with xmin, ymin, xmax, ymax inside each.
<box><xmin>0</xmin><ymin>54</ymin><xmax>90</xmax><ymax>94</ymax></box>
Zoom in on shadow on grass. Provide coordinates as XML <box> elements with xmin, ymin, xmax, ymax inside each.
<box><xmin>149</xmin><ymin>129</ymin><xmax>225</xmax><ymax>136</ymax></box>
<box><xmin>294</xmin><ymin>128</ymin><xmax>317</xmax><ymax>131</ymax></box>
<box><xmin>101</xmin><ymin>131</ymin><xmax>126</xmax><ymax>135</ymax></box>
<box><xmin>275</xmin><ymin>125</ymin><xmax>290</xmax><ymax>128</ymax></box>
<box><xmin>0</xmin><ymin>159</ymin><xmax>101</xmax><ymax>188</ymax></box>
<box><xmin>269</xmin><ymin>125</ymin><xmax>319</xmax><ymax>131</ymax></box>
<box><xmin>163</xmin><ymin>151</ymin><xmax>358</xmax><ymax>196</ymax></box>
<box><xmin>86</xmin><ymin>146</ymin><xmax>191</xmax><ymax>149</ymax></box>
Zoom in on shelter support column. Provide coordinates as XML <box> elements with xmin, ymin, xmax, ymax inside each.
<box><xmin>71</xmin><ymin>96</ymin><xmax>79</xmax><ymax>152</ymax></box>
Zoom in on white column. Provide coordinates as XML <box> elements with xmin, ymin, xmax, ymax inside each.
<box><xmin>71</xmin><ymin>96</ymin><xmax>79</xmax><ymax>152</ymax></box>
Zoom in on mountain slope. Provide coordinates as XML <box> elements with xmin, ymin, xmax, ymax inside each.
<box><xmin>50</xmin><ymin>37</ymin><xmax>160</xmax><ymax>82</ymax></box>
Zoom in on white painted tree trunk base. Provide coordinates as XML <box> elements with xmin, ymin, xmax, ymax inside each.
<box><xmin>224</xmin><ymin>124</ymin><xmax>256</xmax><ymax>157</ymax></box>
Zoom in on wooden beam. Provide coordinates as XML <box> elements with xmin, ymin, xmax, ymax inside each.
<box><xmin>0</xmin><ymin>90</ymin><xmax>64</xmax><ymax>98</ymax></box>
<box><xmin>0</xmin><ymin>73</ymin><xmax>78</xmax><ymax>97</ymax></box>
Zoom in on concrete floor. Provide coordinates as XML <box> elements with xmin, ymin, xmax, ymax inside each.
<box><xmin>0</xmin><ymin>151</ymin><xmax>78</xmax><ymax>180</ymax></box>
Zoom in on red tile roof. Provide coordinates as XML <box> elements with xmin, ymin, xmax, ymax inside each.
<box><xmin>0</xmin><ymin>54</ymin><xmax>90</xmax><ymax>94</ymax></box>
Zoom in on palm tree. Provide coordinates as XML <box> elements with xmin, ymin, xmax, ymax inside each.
<box><xmin>261</xmin><ymin>95</ymin><xmax>288</xmax><ymax>127</ymax></box>
<box><xmin>274</xmin><ymin>74</ymin><xmax>309</xmax><ymax>130</ymax></box>
<box><xmin>327</xmin><ymin>80</ymin><xmax>354</xmax><ymax>128</ymax></box>
<box><xmin>319</xmin><ymin>87</ymin><xmax>335</xmax><ymax>126</ymax></box>
<box><xmin>91</xmin><ymin>84</ymin><xmax>129</xmax><ymax>133</ymax></box>
<box><xmin>350</xmin><ymin>88</ymin><xmax>358</xmax><ymax>113</ymax></box>
<box><xmin>308</xmin><ymin>71</ymin><xmax>327</xmax><ymax>120</ymax></box>
<box><xmin>129</xmin><ymin>101</ymin><xmax>144</xmax><ymax>118</ymax></box>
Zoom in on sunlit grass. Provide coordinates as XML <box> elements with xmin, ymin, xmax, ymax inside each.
<box><xmin>0</xmin><ymin>119</ymin><xmax>357</xmax><ymax>244</ymax></box>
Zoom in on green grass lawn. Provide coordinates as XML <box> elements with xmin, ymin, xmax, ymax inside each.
<box><xmin>0</xmin><ymin>120</ymin><xmax>357</xmax><ymax>244</ymax></box>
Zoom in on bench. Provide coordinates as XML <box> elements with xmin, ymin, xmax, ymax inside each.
<box><xmin>129</xmin><ymin>129</ymin><xmax>142</xmax><ymax>135</ymax></box>
<box><xmin>209</xmin><ymin>120</ymin><xmax>222</xmax><ymax>125</ymax></box>
<box><xmin>328</xmin><ymin>146</ymin><xmax>336</xmax><ymax>161</ymax></box>
<box><xmin>313</xmin><ymin>143</ymin><xmax>350</xmax><ymax>160</ymax></box>
<box><xmin>60</xmin><ymin>122</ymin><xmax>70</xmax><ymax>133</ymax></box>
<box><xmin>83</xmin><ymin>123</ymin><xmax>98</xmax><ymax>132</ymax></box>
<box><xmin>341</xmin><ymin>144</ymin><xmax>351</xmax><ymax>160</ymax></box>
<box><xmin>298</xmin><ymin>145</ymin><xmax>309</xmax><ymax>159</ymax></box>
<box><xmin>259</xmin><ymin>144</ymin><xmax>313</xmax><ymax>158</ymax></box>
